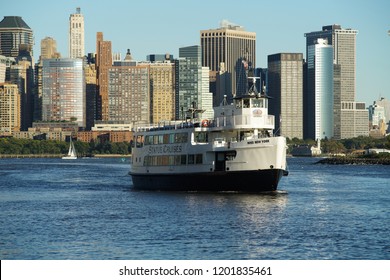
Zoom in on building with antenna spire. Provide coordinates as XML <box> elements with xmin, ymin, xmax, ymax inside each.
<box><xmin>69</xmin><ymin>7</ymin><xmax>85</xmax><ymax>58</ymax></box>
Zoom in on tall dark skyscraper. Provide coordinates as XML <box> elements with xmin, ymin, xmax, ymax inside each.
<box><xmin>268</xmin><ymin>53</ymin><xmax>303</xmax><ymax>139</ymax></box>
<box><xmin>0</xmin><ymin>16</ymin><xmax>33</xmax><ymax>58</ymax></box>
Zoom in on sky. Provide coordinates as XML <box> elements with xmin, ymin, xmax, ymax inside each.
<box><xmin>2</xmin><ymin>0</ymin><xmax>389</xmax><ymax>106</ymax></box>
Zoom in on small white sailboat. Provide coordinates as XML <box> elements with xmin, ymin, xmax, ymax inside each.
<box><xmin>62</xmin><ymin>137</ymin><xmax>77</xmax><ymax>160</ymax></box>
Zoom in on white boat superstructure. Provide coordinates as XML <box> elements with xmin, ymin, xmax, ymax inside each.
<box><xmin>129</xmin><ymin>78</ymin><xmax>288</xmax><ymax>192</ymax></box>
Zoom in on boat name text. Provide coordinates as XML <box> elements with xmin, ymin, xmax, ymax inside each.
<box><xmin>148</xmin><ymin>145</ymin><xmax>183</xmax><ymax>154</ymax></box>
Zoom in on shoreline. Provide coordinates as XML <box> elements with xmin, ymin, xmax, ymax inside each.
<box><xmin>316</xmin><ymin>157</ymin><xmax>390</xmax><ymax>165</ymax></box>
<box><xmin>0</xmin><ymin>154</ymin><xmax>131</xmax><ymax>159</ymax></box>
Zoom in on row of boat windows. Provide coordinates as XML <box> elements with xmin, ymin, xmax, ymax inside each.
<box><xmin>143</xmin><ymin>154</ymin><xmax>203</xmax><ymax>166</ymax></box>
<box><xmin>135</xmin><ymin>132</ymin><xmax>188</xmax><ymax>147</ymax></box>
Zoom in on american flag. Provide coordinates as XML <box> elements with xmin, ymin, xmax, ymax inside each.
<box><xmin>242</xmin><ymin>59</ymin><xmax>248</xmax><ymax>70</ymax></box>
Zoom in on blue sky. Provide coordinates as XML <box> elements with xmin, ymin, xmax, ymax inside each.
<box><xmin>2</xmin><ymin>0</ymin><xmax>389</xmax><ymax>105</ymax></box>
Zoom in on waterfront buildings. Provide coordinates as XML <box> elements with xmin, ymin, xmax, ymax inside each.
<box><xmin>0</xmin><ymin>16</ymin><xmax>34</xmax><ymax>58</ymax></box>
<box><xmin>0</xmin><ymin>12</ymin><xmax>381</xmax><ymax>143</ymax></box>
<box><xmin>0</xmin><ymin>83</ymin><xmax>20</xmax><ymax>135</ymax></box>
<box><xmin>69</xmin><ymin>7</ymin><xmax>85</xmax><ymax>59</ymax></box>
<box><xmin>305</xmin><ymin>25</ymin><xmax>368</xmax><ymax>139</ymax></box>
<box><xmin>200</xmin><ymin>22</ymin><xmax>256</xmax><ymax>104</ymax></box>
<box><xmin>305</xmin><ymin>39</ymin><xmax>334</xmax><ymax>140</ymax></box>
<box><xmin>176</xmin><ymin>45</ymin><xmax>213</xmax><ymax>120</ymax></box>
<box><xmin>368</xmin><ymin>97</ymin><xmax>390</xmax><ymax>137</ymax></box>
<box><xmin>42</xmin><ymin>58</ymin><xmax>86</xmax><ymax>128</ymax></box>
<box><xmin>374</xmin><ymin>97</ymin><xmax>390</xmax><ymax>125</ymax></box>
<box><xmin>268</xmin><ymin>53</ymin><xmax>303</xmax><ymax>139</ymax></box>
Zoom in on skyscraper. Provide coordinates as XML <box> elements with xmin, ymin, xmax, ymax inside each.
<box><xmin>305</xmin><ymin>24</ymin><xmax>368</xmax><ymax>139</ymax></box>
<box><xmin>108</xmin><ymin>60</ymin><xmax>150</xmax><ymax>126</ymax></box>
<box><xmin>96</xmin><ymin>32</ymin><xmax>112</xmax><ymax>121</ymax></box>
<box><xmin>42</xmin><ymin>58</ymin><xmax>86</xmax><ymax>128</ymax></box>
<box><xmin>268</xmin><ymin>53</ymin><xmax>303</xmax><ymax>139</ymax></box>
<box><xmin>0</xmin><ymin>83</ymin><xmax>20</xmax><ymax>134</ymax></box>
<box><xmin>40</xmin><ymin>37</ymin><xmax>60</xmax><ymax>60</ymax></box>
<box><xmin>200</xmin><ymin>22</ymin><xmax>256</xmax><ymax>103</ymax></box>
<box><xmin>9</xmin><ymin>59</ymin><xmax>34</xmax><ymax>131</ymax></box>
<box><xmin>0</xmin><ymin>16</ymin><xmax>33</xmax><ymax>58</ymax></box>
<box><xmin>84</xmin><ymin>55</ymin><xmax>97</xmax><ymax>130</ymax></box>
<box><xmin>305</xmin><ymin>39</ymin><xmax>334</xmax><ymax>140</ymax></box>
<box><xmin>176</xmin><ymin>45</ymin><xmax>213</xmax><ymax>120</ymax></box>
<box><xmin>69</xmin><ymin>7</ymin><xmax>85</xmax><ymax>59</ymax></box>
<box><xmin>149</xmin><ymin>61</ymin><xmax>175</xmax><ymax>124</ymax></box>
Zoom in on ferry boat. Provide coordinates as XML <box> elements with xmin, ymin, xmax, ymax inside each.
<box><xmin>129</xmin><ymin>78</ymin><xmax>288</xmax><ymax>192</ymax></box>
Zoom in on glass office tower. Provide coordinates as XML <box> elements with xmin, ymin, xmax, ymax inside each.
<box><xmin>305</xmin><ymin>25</ymin><xmax>368</xmax><ymax>139</ymax></box>
<box><xmin>306</xmin><ymin>39</ymin><xmax>334</xmax><ymax>140</ymax></box>
<box><xmin>42</xmin><ymin>58</ymin><xmax>86</xmax><ymax>128</ymax></box>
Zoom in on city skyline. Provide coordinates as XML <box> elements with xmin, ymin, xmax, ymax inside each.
<box><xmin>1</xmin><ymin>0</ymin><xmax>389</xmax><ymax>107</ymax></box>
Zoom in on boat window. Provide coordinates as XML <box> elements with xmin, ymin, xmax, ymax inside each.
<box><xmin>194</xmin><ymin>132</ymin><xmax>208</xmax><ymax>143</ymax></box>
<box><xmin>136</xmin><ymin>135</ymin><xmax>144</xmax><ymax>148</ymax></box>
<box><xmin>153</xmin><ymin>135</ymin><xmax>159</xmax><ymax>145</ymax></box>
<box><xmin>252</xmin><ymin>99</ymin><xmax>264</xmax><ymax>108</ymax></box>
<box><xmin>143</xmin><ymin>156</ymin><xmax>149</xmax><ymax>166</ymax></box>
<box><xmin>169</xmin><ymin>134</ymin><xmax>175</xmax><ymax>144</ymax></box>
<box><xmin>174</xmin><ymin>155</ymin><xmax>182</xmax><ymax>165</ymax></box>
<box><xmin>243</xmin><ymin>99</ymin><xmax>250</xmax><ymax>108</ymax></box>
<box><xmin>188</xmin><ymin>154</ymin><xmax>203</xmax><ymax>164</ymax></box>
<box><xmin>175</xmin><ymin>132</ymin><xmax>188</xmax><ymax>143</ymax></box>
<box><xmin>196</xmin><ymin>154</ymin><xmax>203</xmax><ymax>164</ymax></box>
<box><xmin>158</xmin><ymin>135</ymin><xmax>164</xmax><ymax>144</ymax></box>
<box><xmin>169</xmin><ymin>156</ymin><xmax>175</xmax><ymax>165</ymax></box>
<box><xmin>152</xmin><ymin>156</ymin><xmax>158</xmax><ymax>166</ymax></box>
<box><xmin>235</xmin><ymin>99</ymin><xmax>242</xmax><ymax>108</ymax></box>
<box><xmin>188</xmin><ymin>154</ymin><xmax>194</xmax><ymax>164</ymax></box>
<box><xmin>144</xmin><ymin>135</ymin><xmax>153</xmax><ymax>145</ymax></box>
<box><xmin>163</xmin><ymin>134</ymin><xmax>170</xmax><ymax>144</ymax></box>
<box><xmin>143</xmin><ymin>154</ymin><xmax>196</xmax><ymax>166</ymax></box>
<box><xmin>161</xmin><ymin>155</ymin><xmax>169</xmax><ymax>165</ymax></box>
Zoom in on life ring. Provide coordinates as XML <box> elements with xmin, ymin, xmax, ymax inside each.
<box><xmin>201</xmin><ymin>119</ymin><xmax>209</xmax><ymax>127</ymax></box>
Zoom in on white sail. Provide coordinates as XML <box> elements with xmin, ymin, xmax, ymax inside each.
<box><xmin>62</xmin><ymin>138</ymin><xmax>77</xmax><ymax>159</ymax></box>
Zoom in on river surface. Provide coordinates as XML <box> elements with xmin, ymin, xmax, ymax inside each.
<box><xmin>0</xmin><ymin>157</ymin><xmax>389</xmax><ymax>259</ymax></box>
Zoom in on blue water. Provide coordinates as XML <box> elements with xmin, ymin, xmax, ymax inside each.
<box><xmin>0</xmin><ymin>157</ymin><xmax>389</xmax><ymax>260</ymax></box>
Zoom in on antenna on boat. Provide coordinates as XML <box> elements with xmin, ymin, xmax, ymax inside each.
<box><xmin>221</xmin><ymin>95</ymin><xmax>228</xmax><ymax>106</ymax></box>
<box><xmin>247</xmin><ymin>76</ymin><xmax>260</xmax><ymax>97</ymax></box>
<box><xmin>186</xmin><ymin>101</ymin><xmax>205</xmax><ymax>121</ymax></box>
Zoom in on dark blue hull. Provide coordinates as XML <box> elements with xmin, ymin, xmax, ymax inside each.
<box><xmin>130</xmin><ymin>169</ymin><xmax>285</xmax><ymax>192</ymax></box>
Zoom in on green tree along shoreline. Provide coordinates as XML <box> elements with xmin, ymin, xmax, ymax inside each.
<box><xmin>0</xmin><ymin>135</ymin><xmax>389</xmax><ymax>157</ymax></box>
<box><xmin>0</xmin><ymin>138</ymin><xmax>132</xmax><ymax>157</ymax></box>
<box><xmin>287</xmin><ymin>135</ymin><xmax>390</xmax><ymax>155</ymax></box>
